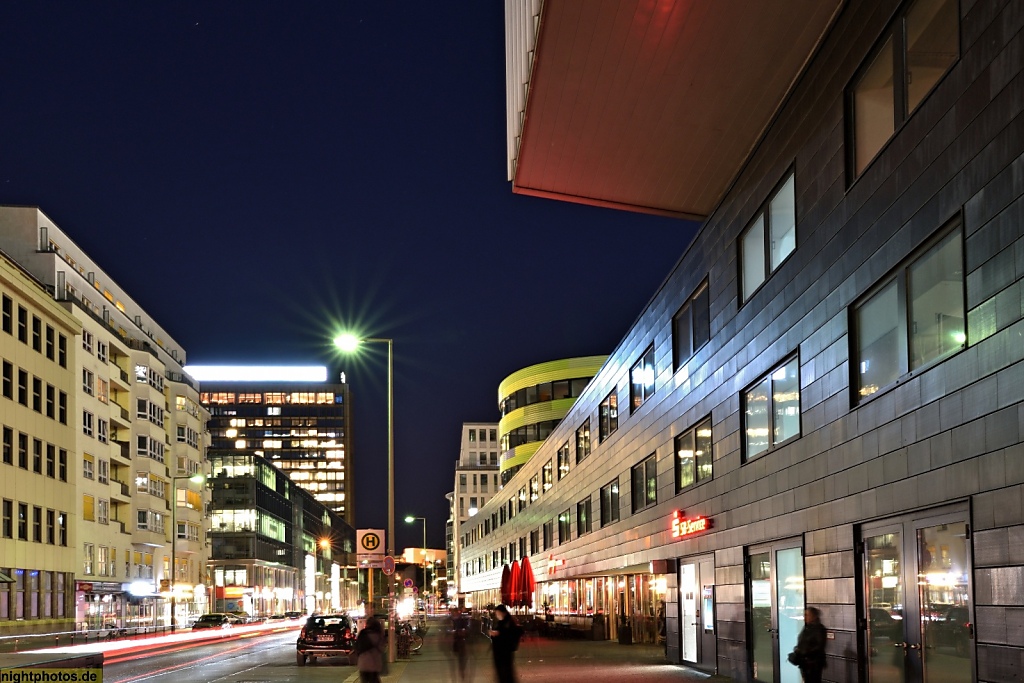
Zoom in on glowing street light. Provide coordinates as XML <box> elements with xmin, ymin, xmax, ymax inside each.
<box><xmin>333</xmin><ymin>332</ymin><xmax>395</xmax><ymax>662</ymax></box>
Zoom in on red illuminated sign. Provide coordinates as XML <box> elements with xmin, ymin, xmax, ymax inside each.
<box><xmin>670</xmin><ymin>510</ymin><xmax>713</xmax><ymax>539</ymax></box>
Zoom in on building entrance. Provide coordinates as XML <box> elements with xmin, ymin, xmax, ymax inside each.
<box><xmin>678</xmin><ymin>555</ymin><xmax>716</xmax><ymax>669</ymax></box>
<box><xmin>859</xmin><ymin>507</ymin><xmax>973</xmax><ymax>683</ymax></box>
<box><xmin>748</xmin><ymin>541</ymin><xmax>804</xmax><ymax>683</ymax></box>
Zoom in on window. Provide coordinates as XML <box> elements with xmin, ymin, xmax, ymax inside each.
<box><xmin>97</xmin><ymin>419</ymin><xmax>108</xmax><ymax>444</ymax></box>
<box><xmin>489</xmin><ymin>429</ymin><xmax>497</xmax><ymax>442</ymax></box>
<box><xmin>575</xmin><ymin>421</ymin><xmax>590</xmax><ymax>464</ymax></box>
<box><xmin>45</xmin><ymin>384</ymin><xmax>54</xmax><ymax>418</ymax></box>
<box><xmin>744</xmin><ymin>356</ymin><xmax>801</xmax><ymax>461</ymax></box>
<box><xmin>557</xmin><ymin>441</ymin><xmax>570</xmax><ymax>479</ymax></box>
<box><xmin>2</xmin><ymin>499</ymin><xmax>10</xmax><ymax>538</ymax></box>
<box><xmin>97</xmin><ymin>499</ymin><xmax>109</xmax><ymax>525</ymax></box>
<box><xmin>57</xmin><ymin>334</ymin><xmax>67</xmax><ymax>368</ymax></box>
<box><xmin>2</xmin><ymin>361</ymin><xmax>10</xmax><ymax>399</ymax></box>
<box><xmin>2</xmin><ymin>427</ymin><xmax>10</xmax><ymax>465</ymax></box>
<box><xmin>741</xmin><ymin>172</ymin><xmax>796</xmax><ymax>301</ymax></box>
<box><xmin>542</xmin><ymin>460</ymin><xmax>553</xmax><ymax>492</ymax></box>
<box><xmin>31</xmin><ymin>317</ymin><xmax>41</xmax><ymax>352</ymax></box>
<box><xmin>598</xmin><ymin>389</ymin><xmax>614</xmax><ymax>444</ymax></box>
<box><xmin>600</xmin><ymin>478</ymin><xmax>619</xmax><ymax>527</ymax></box>
<box><xmin>17</xmin><ymin>306</ymin><xmax>27</xmax><ymax>343</ymax></box>
<box><xmin>468</xmin><ymin>429</ymin><xmax>476</xmax><ymax>443</ymax></box>
<box><xmin>18</xmin><ymin>503</ymin><xmax>28</xmax><ymax>539</ymax></box>
<box><xmin>630</xmin><ymin>347</ymin><xmax>656</xmax><ymax>413</ymax></box>
<box><xmin>45</xmin><ymin>445</ymin><xmax>55</xmax><ymax>478</ymax></box>
<box><xmin>17</xmin><ymin>370</ymin><xmax>27</xmax><ymax>405</ymax></box>
<box><xmin>31</xmin><ymin>377</ymin><xmax>41</xmax><ymax>412</ymax></box>
<box><xmin>576</xmin><ymin>497</ymin><xmax>591</xmax><ymax>537</ymax></box>
<box><xmin>82</xmin><ymin>369</ymin><xmax>94</xmax><ymax>395</ymax></box>
<box><xmin>32</xmin><ymin>439</ymin><xmax>41</xmax><ymax>473</ymax></box>
<box><xmin>529</xmin><ymin>475</ymin><xmax>539</xmax><ymax>502</ymax></box>
<box><xmin>45</xmin><ymin>509</ymin><xmax>54</xmax><ymax>544</ymax></box>
<box><xmin>631</xmin><ymin>455</ymin><xmax>657</xmax><ymax>513</ymax></box>
<box><xmin>96</xmin><ymin>378</ymin><xmax>107</xmax><ymax>404</ymax></box>
<box><xmin>530</xmin><ymin>529</ymin><xmax>539</xmax><ymax>555</ymax></box>
<box><xmin>83</xmin><ymin>411</ymin><xmax>94</xmax><ymax>437</ymax></box>
<box><xmin>58</xmin><ymin>511</ymin><xmax>67</xmax><ymax>546</ymax></box>
<box><xmin>854</xmin><ymin>224</ymin><xmax>964</xmax><ymax>400</ymax></box>
<box><xmin>1</xmin><ymin>296</ymin><xmax>10</xmax><ymax>334</ymax></box>
<box><xmin>45</xmin><ymin>326</ymin><xmax>54</xmax><ymax>360</ymax></box>
<box><xmin>83</xmin><ymin>543</ymin><xmax>94</xmax><ymax>575</ymax></box>
<box><xmin>97</xmin><ymin>459</ymin><xmax>108</xmax><ymax>483</ymax></box>
<box><xmin>543</xmin><ymin>520</ymin><xmax>554</xmax><ymax>550</ymax></box>
<box><xmin>676</xmin><ymin>417</ymin><xmax>713</xmax><ymax>491</ymax></box>
<box><xmin>557</xmin><ymin>510</ymin><xmax>571</xmax><ymax>545</ymax></box>
<box><xmin>32</xmin><ymin>506</ymin><xmax>41</xmax><ymax>542</ymax></box>
<box><xmin>517</xmin><ymin>486</ymin><xmax>527</xmax><ymax>512</ymax></box>
<box><xmin>18</xmin><ymin>433</ymin><xmax>27</xmax><ymax>469</ymax></box>
<box><xmin>848</xmin><ymin>0</ymin><xmax>958</xmax><ymax>177</ymax></box>
<box><xmin>83</xmin><ymin>456</ymin><xmax>94</xmax><ymax>480</ymax></box>
<box><xmin>673</xmin><ymin>281</ymin><xmax>711</xmax><ymax>370</ymax></box>
<box><xmin>82</xmin><ymin>330</ymin><xmax>93</xmax><ymax>354</ymax></box>
<box><xmin>58</xmin><ymin>391</ymin><xmax>67</xmax><ymax>424</ymax></box>
<box><xmin>58</xmin><ymin>450</ymin><xmax>67</xmax><ymax>482</ymax></box>
<box><xmin>96</xmin><ymin>341</ymin><xmax>107</xmax><ymax>363</ymax></box>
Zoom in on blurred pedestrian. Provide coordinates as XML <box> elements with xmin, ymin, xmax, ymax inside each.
<box><xmin>487</xmin><ymin>604</ymin><xmax>522</xmax><ymax>683</ymax></box>
<box><xmin>355</xmin><ymin>616</ymin><xmax>386</xmax><ymax>683</ymax></box>
<box><xmin>788</xmin><ymin>606</ymin><xmax>827</xmax><ymax>683</ymax></box>
<box><xmin>447</xmin><ymin>606</ymin><xmax>470</xmax><ymax>681</ymax></box>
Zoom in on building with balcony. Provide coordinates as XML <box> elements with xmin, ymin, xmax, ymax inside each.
<box><xmin>461</xmin><ymin>1</ymin><xmax>1024</xmax><ymax>681</ymax></box>
<box><xmin>0</xmin><ymin>206</ymin><xmax>211</xmax><ymax>633</ymax></box>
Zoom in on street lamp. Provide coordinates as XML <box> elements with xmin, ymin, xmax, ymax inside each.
<box><xmin>318</xmin><ymin>538</ymin><xmax>331</xmax><ymax>613</ymax></box>
<box><xmin>170</xmin><ymin>472</ymin><xmax>206</xmax><ymax>632</ymax></box>
<box><xmin>404</xmin><ymin>516</ymin><xmax>427</xmax><ymax>609</ymax></box>
<box><xmin>334</xmin><ymin>333</ymin><xmax>395</xmax><ymax>663</ymax></box>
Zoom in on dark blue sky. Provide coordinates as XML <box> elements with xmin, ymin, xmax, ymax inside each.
<box><xmin>0</xmin><ymin>3</ymin><xmax>697</xmax><ymax>550</ymax></box>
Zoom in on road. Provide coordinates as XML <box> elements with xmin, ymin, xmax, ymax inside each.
<box><xmin>93</xmin><ymin>618</ymin><xmax>715</xmax><ymax>683</ymax></box>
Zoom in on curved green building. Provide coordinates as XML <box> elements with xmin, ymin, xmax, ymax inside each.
<box><xmin>497</xmin><ymin>356</ymin><xmax>606</xmax><ymax>484</ymax></box>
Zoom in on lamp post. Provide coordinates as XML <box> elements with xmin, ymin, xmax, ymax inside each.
<box><xmin>170</xmin><ymin>473</ymin><xmax>205</xmax><ymax>632</ymax></box>
<box><xmin>404</xmin><ymin>515</ymin><xmax>427</xmax><ymax>610</ymax></box>
<box><xmin>317</xmin><ymin>538</ymin><xmax>331</xmax><ymax>613</ymax></box>
<box><xmin>334</xmin><ymin>333</ymin><xmax>395</xmax><ymax>663</ymax></box>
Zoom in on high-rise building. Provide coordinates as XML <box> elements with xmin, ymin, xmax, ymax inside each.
<box><xmin>189</xmin><ymin>368</ymin><xmax>354</xmax><ymax>526</ymax></box>
<box><xmin>462</xmin><ymin>1</ymin><xmax>1024</xmax><ymax>678</ymax></box>
<box><xmin>0</xmin><ymin>206</ymin><xmax>211</xmax><ymax>632</ymax></box>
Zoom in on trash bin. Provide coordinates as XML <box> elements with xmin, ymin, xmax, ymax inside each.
<box><xmin>592</xmin><ymin>613</ymin><xmax>606</xmax><ymax>640</ymax></box>
<box><xmin>617</xmin><ymin>616</ymin><xmax>632</xmax><ymax>645</ymax></box>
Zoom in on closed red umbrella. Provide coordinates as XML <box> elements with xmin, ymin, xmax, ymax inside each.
<box><xmin>500</xmin><ymin>563</ymin><xmax>512</xmax><ymax>606</ymax></box>
<box><xmin>508</xmin><ymin>560</ymin><xmax>521</xmax><ymax>607</ymax></box>
<box><xmin>519</xmin><ymin>557</ymin><xmax>535</xmax><ymax>609</ymax></box>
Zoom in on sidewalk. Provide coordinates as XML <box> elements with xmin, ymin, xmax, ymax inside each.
<box><xmin>344</xmin><ymin>621</ymin><xmax>723</xmax><ymax>683</ymax></box>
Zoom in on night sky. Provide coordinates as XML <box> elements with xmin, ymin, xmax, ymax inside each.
<box><xmin>0</xmin><ymin>4</ymin><xmax>697</xmax><ymax>551</ymax></box>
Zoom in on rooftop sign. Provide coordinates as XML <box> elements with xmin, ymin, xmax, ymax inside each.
<box><xmin>183</xmin><ymin>365</ymin><xmax>328</xmax><ymax>382</ymax></box>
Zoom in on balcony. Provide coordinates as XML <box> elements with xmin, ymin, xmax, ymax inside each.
<box><xmin>111</xmin><ymin>440</ymin><xmax>131</xmax><ymax>463</ymax></box>
<box><xmin>111</xmin><ymin>480</ymin><xmax>131</xmax><ymax>502</ymax></box>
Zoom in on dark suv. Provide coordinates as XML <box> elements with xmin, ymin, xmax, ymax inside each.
<box><xmin>296</xmin><ymin>613</ymin><xmax>356</xmax><ymax>666</ymax></box>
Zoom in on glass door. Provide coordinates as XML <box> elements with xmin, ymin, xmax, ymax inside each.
<box><xmin>861</xmin><ymin>509</ymin><xmax>973</xmax><ymax>683</ymax></box>
<box><xmin>749</xmin><ymin>542</ymin><xmax>804</xmax><ymax>683</ymax></box>
<box><xmin>679</xmin><ymin>555</ymin><xmax>717</xmax><ymax>669</ymax></box>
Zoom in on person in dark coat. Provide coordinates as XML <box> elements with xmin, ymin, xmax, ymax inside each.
<box><xmin>487</xmin><ymin>604</ymin><xmax>521</xmax><ymax>683</ymax></box>
<box><xmin>789</xmin><ymin>606</ymin><xmax>827</xmax><ymax>683</ymax></box>
<box><xmin>446</xmin><ymin>606</ymin><xmax>470</xmax><ymax>681</ymax></box>
<box><xmin>355</xmin><ymin>617</ymin><xmax>386</xmax><ymax>683</ymax></box>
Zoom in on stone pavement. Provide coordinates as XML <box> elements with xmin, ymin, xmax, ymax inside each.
<box><xmin>343</xmin><ymin>620</ymin><xmax>724</xmax><ymax>683</ymax></box>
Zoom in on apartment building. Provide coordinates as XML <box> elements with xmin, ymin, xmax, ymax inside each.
<box><xmin>447</xmin><ymin>422</ymin><xmax>500</xmax><ymax>596</ymax></box>
<box><xmin>0</xmin><ymin>206</ymin><xmax>211</xmax><ymax>631</ymax></box>
<box><xmin>462</xmin><ymin>2</ymin><xmax>1024</xmax><ymax>682</ymax></box>
<box><xmin>0</xmin><ymin>249</ymin><xmax>80</xmax><ymax>636</ymax></box>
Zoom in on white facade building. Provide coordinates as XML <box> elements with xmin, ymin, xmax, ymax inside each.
<box><xmin>446</xmin><ymin>422</ymin><xmax>499</xmax><ymax>597</ymax></box>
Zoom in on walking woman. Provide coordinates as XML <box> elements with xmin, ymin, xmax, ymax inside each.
<box><xmin>788</xmin><ymin>607</ymin><xmax>827</xmax><ymax>683</ymax></box>
<box><xmin>355</xmin><ymin>617</ymin><xmax>386</xmax><ymax>683</ymax></box>
<box><xmin>487</xmin><ymin>604</ymin><xmax>522</xmax><ymax>683</ymax></box>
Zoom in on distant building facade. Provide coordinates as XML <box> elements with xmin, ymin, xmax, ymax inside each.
<box><xmin>446</xmin><ymin>423</ymin><xmax>499</xmax><ymax>597</ymax></box>
<box><xmin>196</xmin><ymin>373</ymin><xmax>353</xmax><ymax>526</ymax></box>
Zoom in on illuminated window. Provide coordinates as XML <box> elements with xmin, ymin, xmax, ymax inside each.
<box><xmin>600</xmin><ymin>478</ymin><xmax>619</xmax><ymax>527</ymax></box>
<box><xmin>741</xmin><ymin>172</ymin><xmax>796</xmax><ymax>301</ymax></box>
<box><xmin>630</xmin><ymin>347</ymin><xmax>655</xmax><ymax>414</ymax></box>
<box><xmin>743</xmin><ymin>356</ymin><xmax>800</xmax><ymax>462</ymax></box>
<box><xmin>575</xmin><ymin>421</ymin><xmax>590</xmax><ymax>464</ymax></box>
<box><xmin>630</xmin><ymin>455</ymin><xmax>657</xmax><ymax>513</ymax></box>
<box><xmin>675</xmin><ymin>417</ymin><xmax>713</xmax><ymax>491</ymax></box>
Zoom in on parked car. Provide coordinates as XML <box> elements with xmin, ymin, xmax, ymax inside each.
<box><xmin>868</xmin><ymin>608</ymin><xmax>902</xmax><ymax>652</ymax></box>
<box><xmin>192</xmin><ymin>613</ymin><xmax>233</xmax><ymax>630</ymax></box>
<box><xmin>225</xmin><ymin>611</ymin><xmax>253</xmax><ymax>624</ymax></box>
<box><xmin>296</xmin><ymin>613</ymin><xmax>356</xmax><ymax>666</ymax></box>
<box><xmin>937</xmin><ymin>606</ymin><xmax>972</xmax><ymax>655</ymax></box>
<box><xmin>284</xmin><ymin>610</ymin><xmax>304</xmax><ymax>620</ymax></box>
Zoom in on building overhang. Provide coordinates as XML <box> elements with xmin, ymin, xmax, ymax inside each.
<box><xmin>508</xmin><ymin>0</ymin><xmax>843</xmax><ymax>218</ymax></box>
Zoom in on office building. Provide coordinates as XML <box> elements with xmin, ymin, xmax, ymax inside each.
<box><xmin>462</xmin><ymin>1</ymin><xmax>1024</xmax><ymax>681</ymax></box>
<box><xmin>190</xmin><ymin>368</ymin><xmax>354</xmax><ymax>526</ymax></box>
<box><xmin>446</xmin><ymin>422</ymin><xmax>500</xmax><ymax>596</ymax></box>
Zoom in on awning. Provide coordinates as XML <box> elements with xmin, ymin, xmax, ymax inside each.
<box><xmin>0</xmin><ymin>570</ymin><xmax>13</xmax><ymax>583</ymax></box>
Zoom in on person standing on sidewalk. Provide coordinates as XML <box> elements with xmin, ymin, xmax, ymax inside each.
<box><xmin>446</xmin><ymin>606</ymin><xmax>470</xmax><ymax>681</ymax></box>
<box><xmin>487</xmin><ymin>604</ymin><xmax>522</xmax><ymax>683</ymax></box>
<box><xmin>788</xmin><ymin>607</ymin><xmax>827</xmax><ymax>683</ymax></box>
<box><xmin>355</xmin><ymin>617</ymin><xmax>386</xmax><ymax>683</ymax></box>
